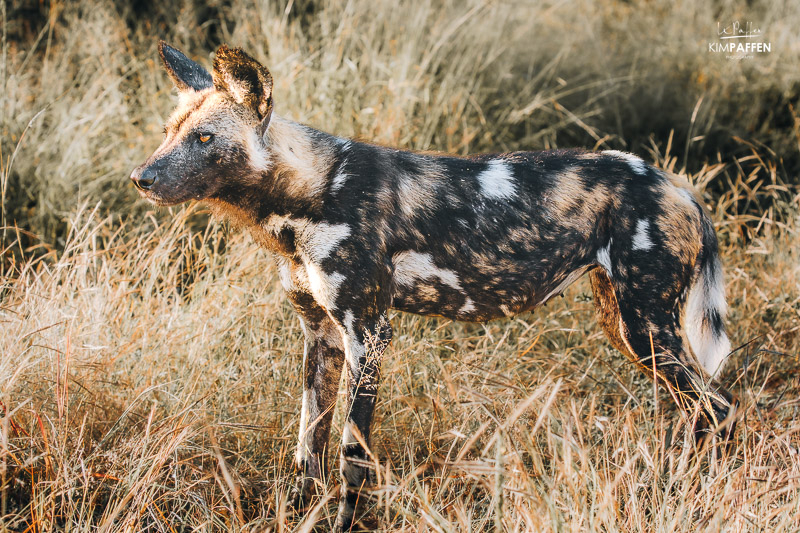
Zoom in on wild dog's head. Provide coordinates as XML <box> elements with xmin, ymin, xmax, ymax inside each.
<box><xmin>130</xmin><ymin>42</ymin><xmax>273</xmax><ymax>205</ymax></box>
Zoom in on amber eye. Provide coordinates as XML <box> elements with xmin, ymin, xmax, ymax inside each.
<box><xmin>198</xmin><ymin>133</ymin><xmax>213</xmax><ymax>144</ymax></box>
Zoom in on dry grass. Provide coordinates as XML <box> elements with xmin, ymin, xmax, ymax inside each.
<box><xmin>1</xmin><ymin>0</ymin><xmax>800</xmax><ymax>531</ymax></box>
<box><xmin>1</xmin><ymin>189</ymin><xmax>798</xmax><ymax>532</ymax></box>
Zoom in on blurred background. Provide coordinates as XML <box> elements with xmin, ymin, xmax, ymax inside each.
<box><xmin>1</xmin><ymin>1</ymin><xmax>799</xmax><ymax>531</ymax></box>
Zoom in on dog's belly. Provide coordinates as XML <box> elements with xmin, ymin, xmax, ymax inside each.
<box><xmin>391</xmin><ymin>279</ymin><xmax>516</xmax><ymax>322</ymax></box>
<box><xmin>390</xmin><ymin>258</ymin><xmax>592</xmax><ymax>322</ymax></box>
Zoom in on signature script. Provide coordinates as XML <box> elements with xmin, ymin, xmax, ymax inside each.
<box><xmin>718</xmin><ymin>21</ymin><xmax>763</xmax><ymax>40</ymax></box>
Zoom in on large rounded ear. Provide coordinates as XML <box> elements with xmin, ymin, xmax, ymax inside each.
<box><xmin>159</xmin><ymin>41</ymin><xmax>213</xmax><ymax>92</ymax></box>
<box><xmin>213</xmin><ymin>45</ymin><xmax>274</xmax><ymax>124</ymax></box>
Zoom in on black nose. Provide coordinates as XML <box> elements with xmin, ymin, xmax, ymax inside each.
<box><xmin>130</xmin><ymin>166</ymin><xmax>157</xmax><ymax>190</ymax></box>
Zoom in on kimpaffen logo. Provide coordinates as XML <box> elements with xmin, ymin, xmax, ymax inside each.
<box><xmin>708</xmin><ymin>21</ymin><xmax>772</xmax><ymax>60</ymax></box>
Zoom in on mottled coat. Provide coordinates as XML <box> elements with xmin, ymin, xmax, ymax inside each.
<box><xmin>131</xmin><ymin>42</ymin><xmax>737</xmax><ymax>530</ymax></box>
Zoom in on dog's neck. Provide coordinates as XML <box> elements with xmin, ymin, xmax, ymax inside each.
<box><xmin>206</xmin><ymin>114</ymin><xmax>343</xmax><ymax>253</ymax></box>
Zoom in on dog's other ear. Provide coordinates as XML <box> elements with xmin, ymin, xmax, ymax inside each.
<box><xmin>158</xmin><ymin>41</ymin><xmax>213</xmax><ymax>92</ymax></box>
<box><xmin>213</xmin><ymin>44</ymin><xmax>273</xmax><ymax>124</ymax></box>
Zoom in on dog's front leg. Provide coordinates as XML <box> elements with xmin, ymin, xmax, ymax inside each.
<box><xmin>335</xmin><ymin>312</ymin><xmax>392</xmax><ymax>531</ymax></box>
<box><xmin>286</xmin><ymin>290</ymin><xmax>346</xmax><ymax>510</ymax></box>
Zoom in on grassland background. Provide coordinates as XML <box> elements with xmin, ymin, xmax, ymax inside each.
<box><xmin>1</xmin><ymin>0</ymin><xmax>799</xmax><ymax>531</ymax></box>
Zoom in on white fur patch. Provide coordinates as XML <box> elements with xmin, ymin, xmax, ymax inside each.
<box><xmin>344</xmin><ymin>336</ymin><xmax>366</xmax><ymax>376</ymax></box>
<box><xmin>177</xmin><ymin>90</ymin><xmax>196</xmax><ymax>108</ymax></box>
<box><xmin>276</xmin><ymin>257</ymin><xmax>293</xmax><ymax>291</ymax></box>
<box><xmin>262</xmin><ymin>214</ymin><xmax>288</xmax><ymax>234</ymax></box>
<box><xmin>294</xmin><ymin>267</ymin><xmax>311</xmax><ymax>292</ymax></box>
<box><xmin>342</xmin><ymin>420</ymin><xmax>358</xmax><ymax>447</ymax></box>
<box><xmin>393</xmin><ymin>251</ymin><xmax>462</xmax><ymax>290</ymax></box>
<box><xmin>220</xmin><ymin>70</ymin><xmax>254</xmax><ymax>108</ymax></box>
<box><xmin>397</xmin><ymin>175</ymin><xmax>436</xmax><ymax>217</ymax></box>
<box><xmin>459</xmin><ymin>298</ymin><xmax>476</xmax><ymax>314</ymax></box>
<box><xmin>632</xmin><ymin>219</ymin><xmax>654</xmax><ymax>251</ymax></box>
<box><xmin>265</xmin><ymin>116</ymin><xmax>331</xmax><ymax>199</ymax></box>
<box><xmin>264</xmin><ymin>216</ymin><xmax>350</xmax><ymax>263</ymax></box>
<box><xmin>267</xmin><ymin>217</ymin><xmax>350</xmax><ymax>310</ymax></box>
<box><xmin>304</xmin><ymin>261</ymin><xmax>345</xmax><ymax>310</ymax></box>
<box><xmin>295</xmin><ymin>316</ymin><xmax>312</xmax><ymax>464</ymax></box>
<box><xmin>477</xmin><ymin>160</ymin><xmax>517</xmax><ymax>200</ymax></box>
<box><xmin>331</xmin><ymin>169</ymin><xmax>349</xmax><ymax>192</ymax></box>
<box><xmin>245</xmin><ymin>129</ymin><xmax>269</xmax><ymax>171</ymax></box>
<box><xmin>331</xmin><ymin>148</ymin><xmax>350</xmax><ymax>193</ymax></box>
<box><xmin>685</xmin><ymin>259</ymin><xmax>730</xmax><ymax>377</ymax></box>
<box><xmin>596</xmin><ymin>239</ymin><xmax>613</xmax><ymax>276</ymax></box>
<box><xmin>604</xmin><ymin>150</ymin><xmax>648</xmax><ymax>175</ymax></box>
<box><xmin>343</xmin><ymin>309</ymin><xmax>356</xmax><ymax>337</ymax></box>
<box><xmin>339</xmin><ymin>309</ymin><xmax>364</xmax><ymax>375</ymax></box>
<box><xmin>296</xmin><ymin>387</ymin><xmax>311</xmax><ymax>464</ymax></box>
<box><xmin>274</xmin><ymin>257</ymin><xmax>312</xmax><ymax>294</ymax></box>
<box><xmin>303</xmin><ymin>222</ymin><xmax>351</xmax><ymax>262</ymax></box>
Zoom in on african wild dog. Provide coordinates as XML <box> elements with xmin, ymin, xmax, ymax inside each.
<box><xmin>131</xmin><ymin>42</ymin><xmax>737</xmax><ymax>530</ymax></box>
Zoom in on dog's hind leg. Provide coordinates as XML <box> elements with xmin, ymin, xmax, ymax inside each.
<box><xmin>590</xmin><ymin>268</ymin><xmax>634</xmax><ymax>360</ymax></box>
<box><xmin>590</xmin><ymin>258</ymin><xmax>736</xmax><ymax>443</ymax></box>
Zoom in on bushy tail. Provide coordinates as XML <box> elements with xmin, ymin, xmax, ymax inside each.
<box><xmin>685</xmin><ymin>213</ymin><xmax>731</xmax><ymax>378</ymax></box>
